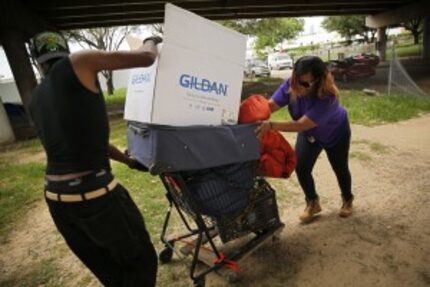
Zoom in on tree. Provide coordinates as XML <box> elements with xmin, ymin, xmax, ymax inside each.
<box><xmin>402</xmin><ymin>18</ymin><xmax>423</xmax><ymax>44</ymax></box>
<box><xmin>221</xmin><ymin>19</ymin><xmax>260</xmax><ymax>35</ymax></box>
<box><xmin>322</xmin><ymin>15</ymin><xmax>376</xmax><ymax>44</ymax></box>
<box><xmin>150</xmin><ymin>23</ymin><xmax>164</xmax><ymax>36</ymax></box>
<box><xmin>65</xmin><ymin>26</ymin><xmax>139</xmax><ymax>95</ymax></box>
<box><xmin>221</xmin><ymin>18</ymin><xmax>304</xmax><ymax>57</ymax></box>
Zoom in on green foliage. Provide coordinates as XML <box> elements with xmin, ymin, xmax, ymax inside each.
<box><xmin>322</xmin><ymin>15</ymin><xmax>376</xmax><ymax>43</ymax></box>
<box><xmin>220</xmin><ymin>19</ymin><xmax>259</xmax><ymax>35</ymax></box>
<box><xmin>104</xmin><ymin>87</ymin><xmax>127</xmax><ymax>107</ymax></box>
<box><xmin>401</xmin><ymin>18</ymin><xmax>423</xmax><ymax>44</ymax></box>
<box><xmin>253</xmin><ymin>18</ymin><xmax>304</xmax><ymax>56</ymax></box>
<box><xmin>287</xmin><ymin>44</ymin><xmax>321</xmax><ymax>58</ymax></box>
<box><xmin>221</xmin><ymin>18</ymin><xmax>304</xmax><ymax>56</ymax></box>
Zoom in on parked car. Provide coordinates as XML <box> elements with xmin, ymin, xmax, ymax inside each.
<box><xmin>351</xmin><ymin>53</ymin><xmax>380</xmax><ymax>67</ymax></box>
<box><xmin>327</xmin><ymin>54</ymin><xmax>379</xmax><ymax>82</ymax></box>
<box><xmin>244</xmin><ymin>59</ymin><xmax>270</xmax><ymax>77</ymax></box>
<box><xmin>267</xmin><ymin>52</ymin><xmax>293</xmax><ymax>70</ymax></box>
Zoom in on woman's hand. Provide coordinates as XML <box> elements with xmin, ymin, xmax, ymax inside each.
<box><xmin>255</xmin><ymin>121</ymin><xmax>272</xmax><ymax>139</ymax></box>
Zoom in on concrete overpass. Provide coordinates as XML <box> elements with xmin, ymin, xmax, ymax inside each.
<box><xmin>0</xmin><ymin>0</ymin><xmax>428</xmax><ymax>142</ymax></box>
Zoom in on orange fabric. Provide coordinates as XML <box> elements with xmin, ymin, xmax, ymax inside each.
<box><xmin>258</xmin><ymin>130</ymin><xmax>297</xmax><ymax>178</ymax></box>
<box><xmin>238</xmin><ymin>94</ymin><xmax>296</xmax><ymax>178</ymax></box>
<box><xmin>239</xmin><ymin>95</ymin><xmax>271</xmax><ymax>124</ymax></box>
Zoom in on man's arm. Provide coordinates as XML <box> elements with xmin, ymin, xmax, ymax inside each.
<box><xmin>109</xmin><ymin>144</ymin><xmax>133</xmax><ymax>166</ymax></box>
<box><xmin>69</xmin><ymin>38</ymin><xmax>160</xmax><ymax>93</ymax></box>
<box><xmin>108</xmin><ymin>144</ymin><xmax>148</xmax><ymax>171</ymax></box>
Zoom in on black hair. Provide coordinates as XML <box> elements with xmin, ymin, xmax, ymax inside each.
<box><xmin>293</xmin><ymin>56</ymin><xmax>327</xmax><ymax>79</ymax></box>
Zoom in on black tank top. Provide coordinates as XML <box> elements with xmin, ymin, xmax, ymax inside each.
<box><xmin>30</xmin><ymin>58</ymin><xmax>110</xmax><ymax>174</ymax></box>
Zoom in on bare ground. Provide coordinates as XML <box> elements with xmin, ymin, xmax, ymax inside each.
<box><xmin>1</xmin><ymin>115</ymin><xmax>430</xmax><ymax>287</ymax></box>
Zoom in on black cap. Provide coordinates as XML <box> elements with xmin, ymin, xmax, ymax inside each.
<box><xmin>30</xmin><ymin>32</ymin><xmax>70</xmax><ymax>64</ymax></box>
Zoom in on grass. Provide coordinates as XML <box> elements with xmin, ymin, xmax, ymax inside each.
<box><xmin>104</xmin><ymin>87</ymin><xmax>127</xmax><ymax>108</ymax></box>
<box><xmin>350</xmin><ymin>151</ymin><xmax>372</xmax><ymax>161</ymax></box>
<box><xmin>387</xmin><ymin>43</ymin><xmax>422</xmax><ymax>59</ymax></box>
<box><xmin>0</xmin><ymin>162</ymin><xmax>45</xmax><ymax>241</ymax></box>
<box><xmin>340</xmin><ymin>90</ymin><xmax>430</xmax><ymax>125</ymax></box>
<box><xmin>270</xmin><ymin>90</ymin><xmax>430</xmax><ymax>125</ymax></box>
<box><xmin>352</xmin><ymin>140</ymin><xmax>390</xmax><ymax>154</ymax></box>
<box><xmin>0</xmin><ymin>259</ymin><xmax>59</xmax><ymax>287</ymax></box>
<box><xmin>369</xmin><ymin>142</ymin><xmax>390</xmax><ymax>154</ymax></box>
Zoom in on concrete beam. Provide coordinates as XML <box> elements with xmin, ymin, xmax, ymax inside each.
<box><xmin>0</xmin><ymin>97</ymin><xmax>15</xmax><ymax>144</ymax></box>
<box><xmin>377</xmin><ymin>27</ymin><xmax>387</xmax><ymax>62</ymax></box>
<box><xmin>0</xmin><ymin>0</ymin><xmax>51</xmax><ymax>41</ymax></box>
<box><xmin>365</xmin><ymin>0</ymin><xmax>430</xmax><ymax>28</ymax></box>
<box><xmin>0</xmin><ymin>29</ymin><xmax>37</xmax><ymax>120</ymax></box>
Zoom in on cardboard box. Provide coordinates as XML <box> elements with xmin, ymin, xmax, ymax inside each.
<box><xmin>124</xmin><ymin>3</ymin><xmax>247</xmax><ymax>126</ymax></box>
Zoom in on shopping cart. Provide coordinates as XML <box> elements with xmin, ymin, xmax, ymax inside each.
<box><xmin>159</xmin><ymin>172</ymin><xmax>283</xmax><ymax>286</ymax></box>
<box><xmin>127</xmin><ymin>123</ymin><xmax>285</xmax><ymax>286</ymax></box>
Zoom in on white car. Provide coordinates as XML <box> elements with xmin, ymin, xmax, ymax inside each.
<box><xmin>244</xmin><ymin>59</ymin><xmax>270</xmax><ymax>77</ymax></box>
<box><xmin>268</xmin><ymin>53</ymin><xmax>293</xmax><ymax>70</ymax></box>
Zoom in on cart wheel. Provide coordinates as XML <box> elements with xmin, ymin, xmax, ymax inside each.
<box><xmin>159</xmin><ymin>247</ymin><xmax>173</xmax><ymax>264</ymax></box>
<box><xmin>193</xmin><ymin>276</ymin><xmax>205</xmax><ymax>287</ymax></box>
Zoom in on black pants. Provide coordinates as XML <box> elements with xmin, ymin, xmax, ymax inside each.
<box><xmin>295</xmin><ymin>127</ymin><xmax>353</xmax><ymax>202</ymax></box>
<box><xmin>45</xmin><ymin>172</ymin><xmax>157</xmax><ymax>287</ymax></box>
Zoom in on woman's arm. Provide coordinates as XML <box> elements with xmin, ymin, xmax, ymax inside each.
<box><xmin>268</xmin><ymin>99</ymin><xmax>281</xmax><ymax>113</ymax></box>
<box><xmin>272</xmin><ymin>116</ymin><xmax>317</xmax><ymax>132</ymax></box>
<box><xmin>256</xmin><ymin>115</ymin><xmax>316</xmax><ymax>138</ymax></box>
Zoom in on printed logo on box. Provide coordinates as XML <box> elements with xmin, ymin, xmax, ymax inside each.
<box><xmin>131</xmin><ymin>72</ymin><xmax>152</xmax><ymax>85</ymax></box>
<box><xmin>179</xmin><ymin>74</ymin><xmax>228</xmax><ymax>96</ymax></box>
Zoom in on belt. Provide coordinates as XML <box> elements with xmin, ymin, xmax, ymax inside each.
<box><xmin>45</xmin><ymin>179</ymin><xmax>119</xmax><ymax>202</ymax></box>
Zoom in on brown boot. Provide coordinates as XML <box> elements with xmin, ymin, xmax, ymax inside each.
<box><xmin>339</xmin><ymin>197</ymin><xmax>354</xmax><ymax>218</ymax></box>
<box><xmin>299</xmin><ymin>199</ymin><xmax>322</xmax><ymax>223</ymax></box>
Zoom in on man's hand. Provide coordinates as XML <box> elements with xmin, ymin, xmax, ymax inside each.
<box><xmin>124</xmin><ymin>149</ymin><xmax>148</xmax><ymax>172</ymax></box>
<box><xmin>127</xmin><ymin>158</ymin><xmax>149</xmax><ymax>172</ymax></box>
<box><xmin>143</xmin><ymin>36</ymin><xmax>163</xmax><ymax>45</ymax></box>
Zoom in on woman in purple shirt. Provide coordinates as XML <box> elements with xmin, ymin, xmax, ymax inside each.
<box><xmin>257</xmin><ymin>56</ymin><xmax>353</xmax><ymax>223</ymax></box>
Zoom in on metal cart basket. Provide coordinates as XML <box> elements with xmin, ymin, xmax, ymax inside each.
<box><xmin>127</xmin><ymin>123</ymin><xmax>285</xmax><ymax>286</ymax></box>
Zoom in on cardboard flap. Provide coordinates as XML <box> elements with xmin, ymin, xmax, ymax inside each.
<box><xmin>164</xmin><ymin>3</ymin><xmax>247</xmax><ymax>65</ymax></box>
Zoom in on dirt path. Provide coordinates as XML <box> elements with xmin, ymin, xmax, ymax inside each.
<box><xmin>206</xmin><ymin>114</ymin><xmax>430</xmax><ymax>287</ymax></box>
<box><xmin>1</xmin><ymin>115</ymin><xmax>429</xmax><ymax>287</ymax></box>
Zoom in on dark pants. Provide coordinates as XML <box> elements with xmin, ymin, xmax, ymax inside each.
<box><xmin>295</xmin><ymin>127</ymin><xmax>353</xmax><ymax>202</ymax></box>
<box><xmin>45</xmin><ymin>172</ymin><xmax>157</xmax><ymax>287</ymax></box>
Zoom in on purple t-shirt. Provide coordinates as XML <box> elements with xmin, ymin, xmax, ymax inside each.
<box><xmin>271</xmin><ymin>78</ymin><xmax>348</xmax><ymax>148</ymax></box>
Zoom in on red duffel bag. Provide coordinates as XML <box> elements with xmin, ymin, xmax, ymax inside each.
<box><xmin>258</xmin><ymin>130</ymin><xmax>296</xmax><ymax>178</ymax></box>
<box><xmin>239</xmin><ymin>95</ymin><xmax>270</xmax><ymax>124</ymax></box>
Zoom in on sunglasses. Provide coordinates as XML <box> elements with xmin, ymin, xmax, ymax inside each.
<box><xmin>298</xmin><ymin>80</ymin><xmax>316</xmax><ymax>89</ymax></box>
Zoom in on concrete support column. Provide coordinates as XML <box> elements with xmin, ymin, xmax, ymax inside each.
<box><xmin>0</xmin><ymin>29</ymin><xmax>37</xmax><ymax>120</ymax></box>
<box><xmin>423</xmin><ymin>17</ymin><xmax>430</xmax><ymax>60</ymax></box>
<box><xmin>377</xmin><ymin>27</ymin><xmax>387</xmax><ymax>62</ymax></box>
<box><xmin>0</xmin><ymin>97</ymin><xmax>15</xmax><ymax>144</ymax></box>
